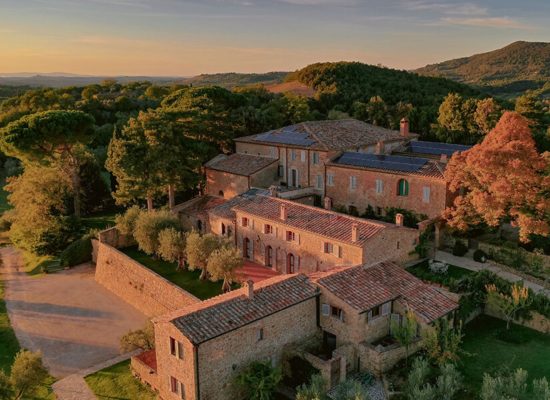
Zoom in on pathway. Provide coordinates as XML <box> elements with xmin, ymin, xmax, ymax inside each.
<box><xmin>52</xmin><ymin>351</ymin><xmax>140</xmax><ymax>400</ymax></box>
<box><xmin>435</xmin><ymin>250</ymin><xmax>549</xmax><ymax>296</ymax></box>
<box><xmin>0</xmin><ymin>246</ymin><xmax>147</xmax><ymax>377</ymax></box>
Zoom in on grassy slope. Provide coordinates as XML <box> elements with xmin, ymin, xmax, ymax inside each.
<box><xmin>84</xmin><ymin>360</ymin><xmax>157</xmax><ymax>400</ymax></box>
<box><xmin>121</xmin><ymin>247</ymin><xmax>224</xmax><ymax>300</ymax></box>
<box><xmin>460</xmin><ymin>315</ymin><xmax>550</xmax><ymax>394</ymax></box>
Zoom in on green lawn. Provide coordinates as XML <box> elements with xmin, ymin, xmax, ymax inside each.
<box><xmin>406</xmin><ymin>259</ymin><xmax>474</xmax><ymax>286</ymax></box>
<box><xmin>460</xmin><ymin>315</ymin><xmax>550</xmax><ymax>395</ymax></box>
<box><xmin>81</xmin><ymin>210</ymin><xmax>118</xmax><ymax>231</ymax></box>
<box><xmin>0</xmin><ymin>275</ymin><xmax>55</xmax><ymax>399</ymax></box>
<box><xmin>85</xmin><ymin>360</ymin><xmax>157</xmax><ymax>400</ymax></box>
<box><xmin>22</xmin><ymin>251</ymin><xmax>61</xmax><ymax>277</ymax></box>
<box><xmin>121</xmin><ymin>247</ymin><xmax>225</xmax><ymax>300</ymax></box>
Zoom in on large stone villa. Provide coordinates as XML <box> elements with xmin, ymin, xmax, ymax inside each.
<box><xmin>93</xmin><ymin>118</ymin><xmax>471</xmax><ymax>399</ymax></box>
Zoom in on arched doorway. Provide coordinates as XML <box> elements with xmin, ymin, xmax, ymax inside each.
<box><xmin>243</xmin><ymin>238</ymin><xmax>251</xmax><ymax>259</ymax></box>
<box><xmin>219</xmin><ymin>190</ymin><xmax>224</xmax><ymax>197</ymax></box>
<box><xmin>287</xmin><ymin>253</ymin><xmax>295</xmax><ymax>274</ymax></box>
<box><xmin>265</xmin><ymin>246</ymin><xmax>273</xmax><ymax>267</ymax></box>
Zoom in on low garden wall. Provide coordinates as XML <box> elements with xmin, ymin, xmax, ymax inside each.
<box><xmin>358</xmin><ymin>338</ymin><xmax>423</xmax><ymax>376</ymax></box>
<box><xmin>484</xmin><ymin>303</ymin><xmax>550</xmax><ymax>334</ymax></box>
<box><xmin>94</xmin><ymin>241</ymin><xmax>200</xmax><ymax>317</ymax></box>
<box><xmin>98</xmin><ymin>227</ymin><xmax>136</xmax><ymax>249</ymax></box>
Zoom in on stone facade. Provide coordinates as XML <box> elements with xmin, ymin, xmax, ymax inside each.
<box><xmin>325</xmin><ymin>164</ymin><xmax>448</xmax><ymax>219</ymax></box>
<box><xmin>94</xmin><ymin>242</ymin><xmax>200</xmax><ymax>317</ymax></box>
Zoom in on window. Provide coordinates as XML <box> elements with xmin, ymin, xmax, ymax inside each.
<box><xmin>321</xmin><ymin>303</ymin><xmax>330</xmax><ymax>316</ymax></box>
<box><xmin>290</xmin><ymin>149</ymin><xmax>296</xmax><ymax>161</ymax></box>
<box><xmin>423</xmin><ymin>186</ymin><xmax>430</xmax><ymax>203</ymax></box>
<box><xmin>375</xmin><ymin>179</ymin><xmax>383</xmax><ymax>194</ymax></box>
<box><xmin>312</xmin><ymin>152</ymin><xmax>320</xmax><ymax>165</ymax></box>
<box><xmin>257</xmin><ymin>328</ymin><xmax>264</xmax><ymax>341</ymax></box>
<box><xmin>316</xmin><ymin>175</ymin><xmax>323</xmax><ymax>189</ymax></box>
<box><xmin>397</xmin><ymin>241</ymin><xmax>400</xmax><ymax>250</ymax></box>
<box><xmin>278</xmin><ymin>165</ymin><xmax>284</xmax><ymax>177</ymax></box>
<box><xmin>221</xmin><ymin>223</ymin><xmax>226</xmax><ymax>235</ymax></box>
<box><xmin>376</xmin><ymin>206</ymin><xmax>383</xmax><ymax>216</ymax></box>
<box><xmin>300</xmin><ymin>150</ymin><xmax>306</xmax><ymax>162</ymax></box>
<box><xmin>381</xmin><ymin>302</ymin><xmax>391</xmax><ymax>316</ymax></box>
<box><xmin>397</xmin><ymin>179</ymin><xmax>409</xmax><ymax>196</ymax></box>
<box><xmin>170</xmin><ymin>376</ymin><xmax>178</xmax><ymax>393</ymax></box>
<box><xmin>218</xmin><ymin>190</ymin><xmax>224</xmax><ymax>197</ymax></box>
<box><xmin>242</xmin><ymin>217</ymin><xmax>249</xmax><ymax>227</ymax></box>
<box><xmin>331</xmin><ymin>306</ymin><xmax>344</xmax><ymax>321</ymax></box>
<box><xmin>327</xmin><ymin>174</ymin><xmax>334</xmax><ymax>186</ymax></box>
<box><xmin>324</xmin><ymin>242</ymin><xmax>334</xmax><ymax>254</ymax></box>
<box><xmin>180</xmin><ymin>383</ymin><xmax>185</xmax><ymax>399</ymax></box>
<box><xmin>368</xmin><ymin>305</ymin><xmax>381</xmax><ymax>322</ymax></box>
<box><xmin>264</xmin><ymin>224</ymin><xmax>273</xmax><ymax>234</ymax></box>
<box><xmin>350</xmin><ymin>176</ymin><xmax>358</xmax><ymax>190</ymax></box>
<box><xmin>286</xmin><ymin>231</ymin><xmax>296</xmax><ymax>242</ymax></box>
<box><xmin>170</xmin><ymin>337</ymin><xmax>176</xmax><ymax>356</ymax></box>
<box><xmin>177</xmin><ymin>341</ymin><xmax>184</xmax><ymax>360</ymax></box>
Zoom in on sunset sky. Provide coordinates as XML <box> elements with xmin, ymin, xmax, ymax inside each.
<box><xmin>1</xmin><ymin>0</ymin><xmax>549</xmax><ymax>76</ymax></box>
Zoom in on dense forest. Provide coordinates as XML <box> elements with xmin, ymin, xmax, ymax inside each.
<box><xmin>415</xmin><ymin>41</ymin><xmax>550</xmax><ymax>97</ymax></box>
<box><xmin>181</xmin><ymin>72</ymin><xmax>288</xmax><ymax>88</ymax></box>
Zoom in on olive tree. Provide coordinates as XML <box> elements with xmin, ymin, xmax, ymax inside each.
<box><xmin>133</xmin><ymin>209</ymin><xmax>180</xmax><ymax>255</ymax></box>
<box><xmin>207</xmin><ymin>244</ymin><xmax>243</xmax><ymax>292</ymax></box>
<box><xmin>157</xmin><ymin>227</ymin><xmax>187</xmax><ymax>270</ymax></box>
<box><xmin>185</xmin><ymin>231</ymin><xmax>220</xmax><ymax>280</ymax></box>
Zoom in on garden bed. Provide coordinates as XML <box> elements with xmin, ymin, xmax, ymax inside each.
<box><xmin>406</xmin><ymin>259</ymin><xmax>474</xmax><ymax>287</ymax></box>
<box><xmin>121</xmin><ymin>247</ymin><xmax>226</xmax><ymax>300</ymax></box>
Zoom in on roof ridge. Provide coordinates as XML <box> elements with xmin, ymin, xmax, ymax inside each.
<box><xmin>301</xmin><ymin>121</ymin><xmax>328</xmax><ymax>151</ymax></box>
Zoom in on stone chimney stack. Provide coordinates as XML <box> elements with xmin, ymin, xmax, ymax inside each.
<box><xmin>375</xmin><ymin>140</ymin><xmax>385</xmax><ymax>155</ymax></box>
<box><xmin>245</xmin><ymin>280</ymin><xmax>254</xmax><ymax>299</ymax></box>
<box><xmin>440</xmin><ymin>154</ymin><xmax>448</xmax><ymax>163</ymax></box>
<box><xmin>400</xmin><ymin>118</ymin><xmax>409</xmax><ymax>137</ymax></box>
<box><xmin>395</xmin><ymin>213</ymin><xmax>404</xmax><ymax>227</ymax></box>
<box><xmin>351</xmin><ymin>223</ymin><xmax>358</xmax><ymax>243</ymax></box>
<box><xmin>324</xmin><ymin>197</ymin><xmax>332</xmax><ymax>210</ymax></box>
<box><xmin>280</xmin><ymin>203</ymin><xmax>287</xmax><ymax>221</ymax></box>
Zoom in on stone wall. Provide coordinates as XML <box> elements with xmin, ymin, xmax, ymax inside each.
<box><xmin>485</xmin><ymin>303</ymin><xmax>550</xmax><ymax>334</ymax></box>
<box><xmin>94</xmin><ymin>242</ymin><xmax>200</xmax><ymax>317</ymax></box>
<box><xmin>205</xmin><ymin>169</ymin><xmax>250</xmax><ymax>199</ymax></box>
<box><xmin>131</xmin><ymin>354</ymin><xmax>159</xmax><ymax>393</ymax></box>
<box><xmin>98</xmin><ymin>227</ymin><xmax>135</xmax><ymax>248</ymax></box>
<box><xmin>358</xmin><ymin>338</ymin><xmax>423</xmax><ymax>376</ymax></box>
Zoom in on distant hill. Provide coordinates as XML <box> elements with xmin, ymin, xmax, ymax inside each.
<box><xmin>180</xmin><ymin>72</ymin><xmax>288</xmax><ymax>88</ymax></box>
<box><xmin>0</xmin><ymin>75</ymin><xmax>182</xmax><ymax>88</ymax></box>
<box><xmin>415</xmin><ymin>41</ymin><xmax>550</xmax><ymax>96</ymax></box>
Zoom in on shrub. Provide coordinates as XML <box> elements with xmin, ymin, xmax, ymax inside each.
<box><xmin>452</xmin><ymin>241</ymin><xmax>468</xmax><ymax>257</ymax></box>
<box><xmin>133</xmin><ymin>210</ymin><xmax>180</xmax><ymax>255</ymax></box>
<box><xmin>59</xmin><ymin>234</ymin><xmax>93</xmax><ymax>267</ymax></box>
<box><xmin>235</xmin><ymin>360</ymin><xmax>282</xmax><ymax>400</ymax></box>
<box><xmin>115</xmin><ymin>205</ymin><xmax>142</xmax><ymax>236</ymax></box>
<box><xmin>120</xmin><ymin>321</ymin><xmax>155</xmax><ymax>352</ymax></box>
<box><xmin>0</xmin><ymin>215</ymin><xmax>12</xmax><ymax>232</ymax></box>
<box><xmin>473</xmin><ymin>249</ymin><xmax>488</xmax><ymax>263</ymax></box>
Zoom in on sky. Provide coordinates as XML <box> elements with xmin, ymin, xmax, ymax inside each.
<box><xmin>1</xmin><ymin>0</ymin><xmax>549</xmax><ymax>76</ymax></box>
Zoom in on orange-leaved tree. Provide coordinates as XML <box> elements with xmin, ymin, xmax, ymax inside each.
<box><xmin>444</xmin><ymin>111</ymin><xmax>550</xmax><ymax>242</ymax></box>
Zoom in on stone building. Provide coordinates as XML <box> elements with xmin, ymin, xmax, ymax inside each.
<box><xmin>132</xmin><ymin>262</ymin><xmax>458</xmax><ymax>399</ymax></box>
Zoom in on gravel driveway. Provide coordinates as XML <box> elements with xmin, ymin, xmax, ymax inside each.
<box><xmin>0</xmin><ymin>246</ymin><xmax>146</xmax><ymax>378</ymax></box>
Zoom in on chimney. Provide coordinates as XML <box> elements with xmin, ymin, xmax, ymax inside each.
<box><xmin>280</xmin><ymin>203</ymin><xmax>287</xmax><ymax>221</ymax></box>
<box><xmin>375</xmin><ymin>140</ymin><xmax>385</xmax><ymax>155</ymax></box>
<box><xmin>440</xmin><ymin>154</ymin><xmax>448</xmax><ymax>163</ymax></box>
<box><xmin>400</xmin><ymin>118</ymin><xmax>409</xmax><ymax>137</ymax></box>
<box><xmin>324</xmin><ymin>197</ymin><xmax>332</xmax><ymax>210</ymax></box>
<box><xmin>269</xmin><ymin>185</ymin><xmax>279</xmax><ymax>197</ymax></box>
<box><xmin>245</xmin><ymin>280</ymin><xmax>254</xmax><ymax>299</ymax></box>
<box><xmin>351</xmin><ymin>223</ymin><xmax>358</xmax><ymax>243</ymax></box>
<box><xmin>395</xmin><ymin>213</ymin><xmax>404</xmax><ymax>227</ymax></box>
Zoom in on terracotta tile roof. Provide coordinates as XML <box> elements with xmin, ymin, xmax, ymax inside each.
<box><xmin>171</xmin><ymin>274</ymin><xmax>318</xmax><ymax>344</ymax></box>
<box><xmin>208</xmin><ymin>188</ymin><xmax>269</xmax><ymax>220</ymax></box>
<box><xmin>173</xmin><ymin>195</ymin><xmax>227</xmax><ymax>217</ymax></box>
<box><xmin>315</xmin><ymin>261</ymin><xmax>457</xmax><ymax>322</ymax></box>
<box><xmin>205</xmin><ymin>153</ymin><xmax>277</xmax><ymax>176</ymax></box>
<box><xmin>232</xmin><ymin>195</ymin><xmax>399</xmax><ymax>246</ymax></box>
<box><xmin>235</xmin><ymin>119</ymin><xmax>413</xmax><ymax>151</ymax></box>
<box><xmin>134</xmin><ymin>349</ymin><xmax>157</xmax><ymax>371</ymax></box>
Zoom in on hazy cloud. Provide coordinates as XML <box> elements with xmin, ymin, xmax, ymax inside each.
<box><xmin>442</xmin><ymin>16</ymin><xmax>528</xmax><ymax>29</ymax></box>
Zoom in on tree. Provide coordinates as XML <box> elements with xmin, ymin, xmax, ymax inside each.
<box><xmin>9</xmin><ymin>350</ymin><xmax>49</xmax><ymax>400</ymax></box>
<box><xmin>366</xmin><ymin>96</ymin><xmax>388</xmax><ymax>127</ymax></box>
<box><xmin>157</xmin><ymin>227</ymin><xmax>187</xmax><ymax>270</ymax></box>
<box><xmin>481</xmin><ymin>369</ymin><xmax>529</xmax><ymax>400</ymax></box>
<box><xmin>332</xmin><ymin>380</ymin><xmax>369</xmax><ymax>400</ymax></box>
<box><xmin>485</xmin><ymin>283</ymin><xmax>530</xmax><ymax>330</ymax></box>
<box><xmin>515</xmin><ymin>92</ymin><xmax>544</xmax><ymax>127</ymax></box>
<box><xmin>0</xmin><ymin>110</ymin><xmax>95</xmax><ymax>217</ymax></box>
<box><xmin>120</xmin><ymin>321</ymin><xmax>155</xmax><ymax>353</ymax></box>
<box><xmin>405</xmin><ymin>358</ymin><xmax>462</xmax><ymax>400</ymax></box>
<box><xmin>391</xmin><ymin>308</ymin><xmax>418</xmax><ymax>365</ymax></box>
<box><xmin>444</xmin><ymin>111</ymin><xmax>550</xmax><ymax>242</ymax></box>
<box><xmin>235</xmin><ymin>360</ymin><xmax>282</xmax><ymax>400</ymax></box>
<box><xmin>206</xmin><ymin>244</ymin><xmax>243</xmax><ymax>292</ymax></box>
<box><xmin>437</xmin><ymin>93</ymin><xmax>467</xmax><ymax>136</ymax></box>
<box><xmin>185</xmin><ymin>231</ymin><xmax>220</xmax><ymax>280</ymax></box>
<box><xmin>115</xmin><ymin>205</ymin><xmax>142</xmax><ymax>236</ymax></box>
<box><xmin>296</xmin><ymin>374</ymin><xmax>326</xmax><ymax>400</ymax></box>
<box><xmin>474</xmin><ymin>98</ymin><xmax>502</xmax><ymax>135</ymax></box>
<box><xmin>423</xmin><ymin>319</ymin><xmax>464</xmax><ymax>366</ymax></box>
<box><xmin>133</xmin><ymin>209</ymin><xmax>181</xmax><ymax>255</ymax></box>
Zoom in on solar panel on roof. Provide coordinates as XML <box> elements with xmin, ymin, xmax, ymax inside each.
<box><xmin>336</xmin><ymin>152</ymin><xmax>428</xmax><ymax>172</ymax></box>
<box><xmin>254</xmin><ymin>126</ymin><xmax>316</xmax><ymax>147</ymax></box>
<box><xmin>410</xmin><ymin>141</ymin><xmax>471</xmax><ymax>156</ymax></box>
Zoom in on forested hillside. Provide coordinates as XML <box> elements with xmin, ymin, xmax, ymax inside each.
<box><xmin>180</xmin><ymin>72</ymin><xmax>287</xmax><ymax>88</ymax></box>
<box><xmin>415</xmin><ymin>41</ymin><xmax>550</xmax><ymax>97</ymax></box>
<box><xmin>284</xmin><ymin>61</ymin><xmax>481</xmax><ymax>134</ymax></box>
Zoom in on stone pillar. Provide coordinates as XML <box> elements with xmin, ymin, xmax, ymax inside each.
<box><xmin>339</xmin><ymin>356</ymin><xmax>347</xmax><ymax>383</ymax></box>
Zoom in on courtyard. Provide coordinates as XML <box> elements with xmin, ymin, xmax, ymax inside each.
<box><xmin>0</xmin><ymin>246</ymin><xmax>147</xmax><ymax>378</ymax></box>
